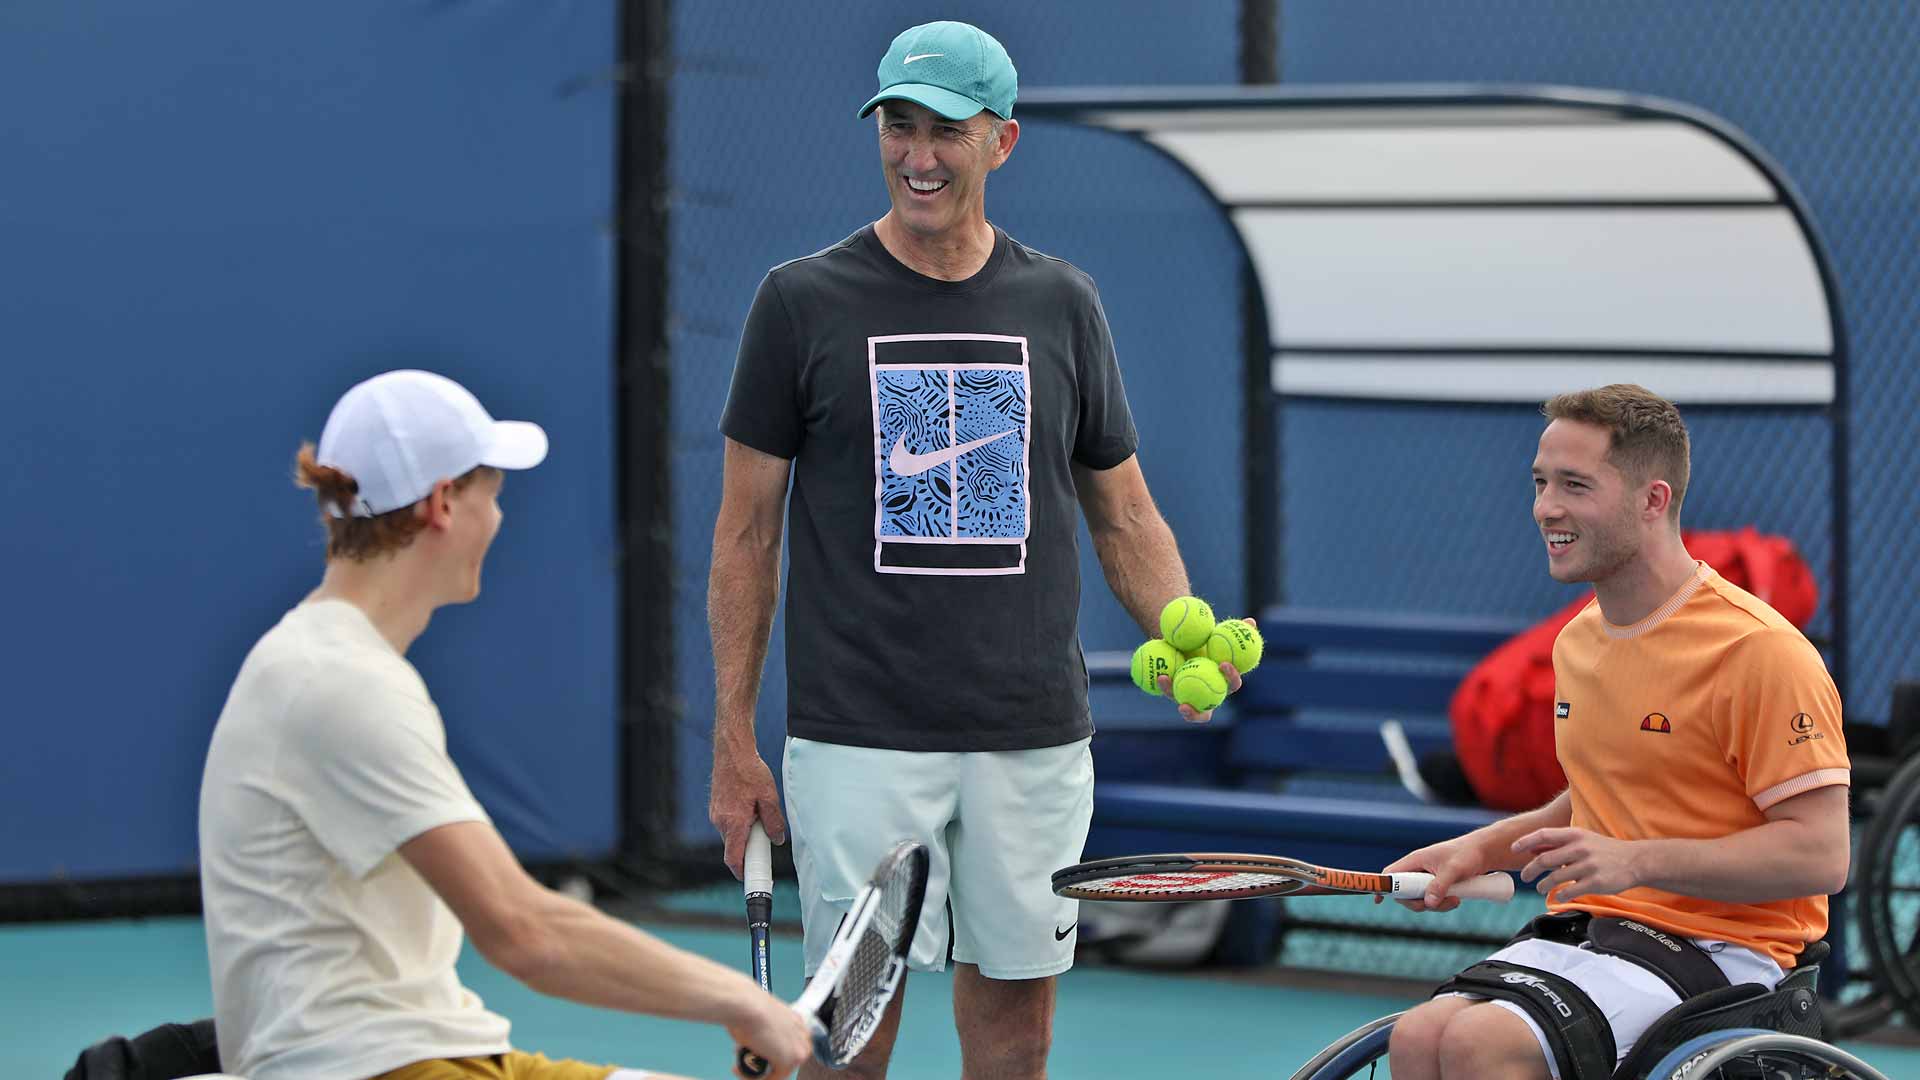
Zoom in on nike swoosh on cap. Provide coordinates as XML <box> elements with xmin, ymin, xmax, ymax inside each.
<box><xmin>888</xmin><ymin>429</ymin><xmax>1016</xmax><ymax>477</ymax></box>
<box><xmin>903</xmin><ymin>52</ymin><xmax>944</xmax><ymax>64</ymax></box>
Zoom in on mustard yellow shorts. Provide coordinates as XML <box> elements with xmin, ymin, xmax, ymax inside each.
<box><xmin>373</xmin><ymin>1051</ymin><xmax>671</xmax><ymax>1080</ymax></box>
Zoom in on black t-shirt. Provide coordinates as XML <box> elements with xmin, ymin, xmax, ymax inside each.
<box><xmin>720</xmin><ymin>224</ymin><xmax>1138</xmax><ymax>751</ymax></box>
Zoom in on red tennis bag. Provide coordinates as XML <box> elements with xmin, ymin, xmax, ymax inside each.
<box><xmin>1448</xmin><ymin>529</ymin><xmax>1818</xmax><ymax>812</ymax></box>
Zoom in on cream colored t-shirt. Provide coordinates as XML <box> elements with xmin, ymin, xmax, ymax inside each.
<box><xmin>199</xmin><ymin>599</ymin><xmax>511</xmax><ymax>1080</ymax></box>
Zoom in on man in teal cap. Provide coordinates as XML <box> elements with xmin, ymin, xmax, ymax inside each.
<box><xmin>710</xmin><ymin>19</ymin><xmax>1238</xmax><ymax>1080</ymax></box>
<box><xmin>853</xmin><ymin>18</ymin><xmax>1020</xmax><ymax>276</ymax></box>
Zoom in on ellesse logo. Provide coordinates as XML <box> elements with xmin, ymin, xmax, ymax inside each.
<box><xmin>1639</xmin><ymin>713</ymin><xmax>1672</xmax><ymax>734</ymax></box>
<box><xmin>1788</xmin><ymin>712</ymin><xmax>1824</xmax><ymax>747</ymax></box>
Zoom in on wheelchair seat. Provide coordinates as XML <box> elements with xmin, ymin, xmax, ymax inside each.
<box><xmin>65</xmin><ymin>1018</ymin><xmax>224</xmax><ymax>1080</ymax></box>
<box><xmin>1611</xmin><ymin>940</ymin><xmax>1828</xmax><ymax>1080</ymax></box>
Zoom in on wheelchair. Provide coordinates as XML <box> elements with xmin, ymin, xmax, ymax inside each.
<box><xmin>1286</xmin><ymin>941</ymin><xmax>1894</xmax><ymax>1079</ymax></box>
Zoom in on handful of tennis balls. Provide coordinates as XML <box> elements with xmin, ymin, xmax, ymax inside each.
<box><xmin>1127</xmin><ymin>595</ymin><xmax>1263</xmax><ymax>714</ymax></box>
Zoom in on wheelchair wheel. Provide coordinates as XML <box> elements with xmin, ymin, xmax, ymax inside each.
<box><xmin>1637</xmin><ymin>1028</ymin><xmax>1890</xmax><ymax>1080</ymax></box>
<box><xmin>1858</xmin><ymin>749</ymin><xmax>1920</xmax><ymax>1024</ymax></box>
<box><xmin>1285</xmin><ymin>1013</ymin><xmax>1397</xmax><ymax>1079</ymax></box>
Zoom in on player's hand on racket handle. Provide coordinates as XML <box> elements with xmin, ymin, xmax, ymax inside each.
<box><xmin>728</xmin><ymin>991</ymin><xmax>811</xmax><ymax>1080</ymax></box>
<box><xmin>1155</xmin><ymin>617</ymin><xmax>1256</xmax><ymax>724</ymax></box>
<box><xmin>710</xmin><ymin>741</ymin><xmax>787</xmax><ymax>880</ymax></box>
<box><xmin>1379</xmin><ymin>838</ymin><xmax>1488</xmax><ymax>912</ymax></box>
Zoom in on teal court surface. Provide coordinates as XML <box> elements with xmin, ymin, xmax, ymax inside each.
<box><xmin>9</xmin><ymin>910</ymin><xmax>1920</xmax><ymax>1078</ymax></box>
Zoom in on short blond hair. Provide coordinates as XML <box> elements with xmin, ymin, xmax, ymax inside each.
<box><xmin>1541</xmin><ymin>384</ymin><xmax>1691</xmax><ymax>522</ymax></box>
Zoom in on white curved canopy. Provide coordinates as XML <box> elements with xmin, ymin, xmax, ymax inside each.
<box><xmin>1024</xmin><ymin>86</ymin><xmax>1841</xmax><ymax>405</ymax></box>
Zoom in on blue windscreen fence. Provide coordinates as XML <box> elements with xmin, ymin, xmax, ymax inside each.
<box><xmin>7</xmin><ymin>0</ymin><xmax>1916</xmax><ymax>893</ymax></box>
<box><xmin>1281</xmin><ymin>0</ymin><xmax>1920</xmax><ymax>734</ymax></box>
<box><xmin>0</xmin><ymin>2</ymin><xmax>620</xmax><ymax>886</ymax></box>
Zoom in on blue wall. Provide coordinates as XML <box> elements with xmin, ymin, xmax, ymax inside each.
<box><xmin>0</xmin><ymin>2</ymin><xmax>620</xmax><ymax>881</ymax></box>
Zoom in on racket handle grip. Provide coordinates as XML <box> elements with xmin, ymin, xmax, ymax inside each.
<box><xmin>745</xmin><ymin>822</ymin><xmax>773</xmax><ymax>896</ymax></box>
<box><xmin>736</xmin><ymin>1045</ymin><xmax>770</xmax><ymax>1079</ymax></box>
<box><xmin>1396</xmin><ymin>871</ymin><xmax>1515</xmax><ymax>903</ymax></box>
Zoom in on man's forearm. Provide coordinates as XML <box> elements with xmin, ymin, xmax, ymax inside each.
<box><xmin>1090</xmin><ymin>512</ymin><xmax>1190</xmax><ymax>638</ymax></box>
<box><xmin>513</xmin><ymin>889</ymin><xmax>761</xmax><ymax>1024</ymax></box>
<box><xmin>1631</xmin><ymin>819</ymin><xmax>1845</xmax><ymax>903</ymax></box>
<box><xmin>708</xmin><ymin>530</ymin><xmax>781</xmax><ymax>752</ymax></box>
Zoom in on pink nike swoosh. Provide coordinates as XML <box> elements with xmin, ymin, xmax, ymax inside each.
<box><xmin>888</xmin><ymin>429</ymin><xmax>1016</xmax><ymax>477</ymax></box>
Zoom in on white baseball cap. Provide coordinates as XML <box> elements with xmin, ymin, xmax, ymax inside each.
<box><xmin>316</xmin><ymin>370</ymin><xmax>549</xmax><ymax>518</ymax></box>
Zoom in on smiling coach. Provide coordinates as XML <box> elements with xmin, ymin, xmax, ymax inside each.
<box><xmin>703</xmin><ymin>19</ymin><xmax>1237</xmax><ymax>1080</ymax></box>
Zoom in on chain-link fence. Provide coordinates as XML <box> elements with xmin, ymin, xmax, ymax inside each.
<box><xmin>1281</xmin><ymin>0</ymin><xmax>1920</xmax><ymax>728</ymax></box>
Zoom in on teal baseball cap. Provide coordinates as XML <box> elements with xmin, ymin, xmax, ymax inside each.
<box><xmin>858</xmin><ymin>21</ymin><xmax>1017</xmax><ymax>122</ymax></box>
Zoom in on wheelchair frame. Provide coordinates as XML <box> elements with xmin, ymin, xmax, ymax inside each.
<box><xmin>1286</xmin><ymin>944</ymin><xmax>1890</xmax><ymax>1080</ymax></box>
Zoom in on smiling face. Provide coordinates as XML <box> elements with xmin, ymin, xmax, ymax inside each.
<box><xmin>876</xmin><ymin>100</ymin><xmax>1014</xmax><ymax>241</ymax></box>
<box><xmin>1531</xmin><ymin>418</ymin><xmax>1649</xmax><ymax>585</ymax></box>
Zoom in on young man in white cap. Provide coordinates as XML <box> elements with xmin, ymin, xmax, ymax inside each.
<box><xmin>200</xmin><ymin>370</ymin><xmax>810</xmax><ymax>1080</ymax></box>
<box><xmin>708</xmin><ymin>20</ymin><xmax>1235</xmax><ymax>1080</ymax></box>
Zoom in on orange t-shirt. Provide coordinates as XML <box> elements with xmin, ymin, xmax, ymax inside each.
<box><xmin>1548</xmin><ymin>563</ymin><xmax>1849</xmax><ymax>968</ymax></box>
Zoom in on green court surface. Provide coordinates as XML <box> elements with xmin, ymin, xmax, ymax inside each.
<box><xmin>6</xmin><ymin>915</ymin><xmax>1919</xmax><ymax>1078</ymax></box>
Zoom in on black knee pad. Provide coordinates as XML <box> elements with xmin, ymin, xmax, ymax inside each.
<box><xmin>1435</xmin><ymin>960</ymin><xmax>1616</xmax><ymax>1080</ymax></box>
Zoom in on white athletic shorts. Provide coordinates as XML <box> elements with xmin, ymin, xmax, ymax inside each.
<box><xmin>783</xmin><ymin>735</ymin><xmax>1093</xmax><ymax>981</ymax></box>
<box><xmin>1444</xmin><ymin>936</ymin><xmax>1785</xmax><ymax>1079</ymax></box>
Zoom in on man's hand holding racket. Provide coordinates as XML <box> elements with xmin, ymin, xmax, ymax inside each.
<box><xmin>710</xmin><ymin>736</ymin><xmax>787</xmax><ymax>880</ymax></box>
<box><xmin>1380</xmin><ymin>836</ymin><xmax>1506</xmax><ymax>912</ymax></box>
<box><xmin>725</xmin><ymin>993</ymin><xmax>812</xmax><ymax>1080</ymax></box>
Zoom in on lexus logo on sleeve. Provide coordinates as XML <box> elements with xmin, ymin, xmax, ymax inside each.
<box><xmin>1788</xmin><ymin>712</ymin><xmax>1824</xmax><ymax>746</ymax></box>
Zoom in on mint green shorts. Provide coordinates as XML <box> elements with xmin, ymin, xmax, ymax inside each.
<box><xmin>782</xmin><ymin>736</ymin><xmax>1093</xmax><ymax>981</ymax></box>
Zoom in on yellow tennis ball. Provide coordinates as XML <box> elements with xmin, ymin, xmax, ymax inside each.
<box><xmin>1171</xmin><ymin>656</ymin><xmax>1229</xmax><ymax>713</ymax></box>
<box><xmin>1130</xmin><ymin>640</ymin><xmax>1184</xmax><ymax>696</ymax></box>
<box><xmin>1203</xmin><ymin>619</ymin><xmax>1263</xmax><ymax>674</ymax></box>
<box><xmin>1159</xmin><ymin>596</ymin><xmax>1215</xmax><ymax>652</ymax></box>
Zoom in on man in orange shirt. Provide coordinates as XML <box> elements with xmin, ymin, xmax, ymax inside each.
<box><xmin>1384</xmin><ymin>384</ymin><xmax>1851</xmax><ymax>1080</ymax></box>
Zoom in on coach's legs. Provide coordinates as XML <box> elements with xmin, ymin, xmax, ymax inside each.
<box><xmin>944</xmin><ymin>740</ymin><xmax>1089</xmax><ymax>1080</ymax></box>
<box><xmin>953</xmin><ymin>963</ymin><xmax>1053</xmax><ymax>1080</ymax></box>
<box><xmin>787</xmin><ymin>738</ymin><xmax>958</xmax><ymax>1080</ymax></box>
<box><xmin>798</xmin><ymin>977</ymin><xmax>909</xmax><ymax>1080</ymax></box>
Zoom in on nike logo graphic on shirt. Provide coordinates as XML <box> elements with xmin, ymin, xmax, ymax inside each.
<box><xmin>1055</xmin><ymin>922</ymin><xmax>1077</xmax><ymax>941</ymax></box>
<box><xmin>888</xmin><ymin>429</ymin><xmax>1016</xmax><ymax>477</ymax></box>
<box><xmin>903</xmin><ymin>53</ymin><xmax>944</xmax><ymax>64</ymax></box>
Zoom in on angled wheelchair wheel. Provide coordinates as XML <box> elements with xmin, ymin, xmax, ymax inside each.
<box><xmin>1858</xmin><ymin>749</ymin><xmax>1920</xmax><ymax>1025</ymax></box>
<box><xmin>1820</xmin><ymin>990</ymin><xmax>1894</xmax><ymax>1042</ymax></box>
<box><xmin>1636</xmin><ymin>1028</ymin><xmax>1890</xmax><ymax>1080</ymax></box>
<box><xmin>1286</xmin><ymin>1013</ymin><xmax>1398</xmax><ymax>1080</ymax></box>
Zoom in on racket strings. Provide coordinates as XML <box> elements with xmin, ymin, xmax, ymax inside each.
<box><xmin>827</xmin><ymin>925</ymin><xmax>897</xmax><ymax>1059</ymax></box>
<box><xmin>1066</xmin><ymin>870</ymin><xmax>1295</xmax><ymax>896</ymax></box>
<box><xmin>825</xmin><ymin>851</ymin><xmax>923</xmax><ymax>1063</ymax></box>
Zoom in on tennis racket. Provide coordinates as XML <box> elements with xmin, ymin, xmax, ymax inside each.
<box><xmin>737</xmin><ymin>837</ymin><xmax>930</xmax><ymax>1077</ymax></box>
<box><xmin>1052</xmin><ymin>852</ymin><xmax>1514</xmax><ymax>903</ymax></box>
<box><xmin>737</xmin><ymin>822</ymin><xmax>777</xmax><ymax>1077</ymax></box>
